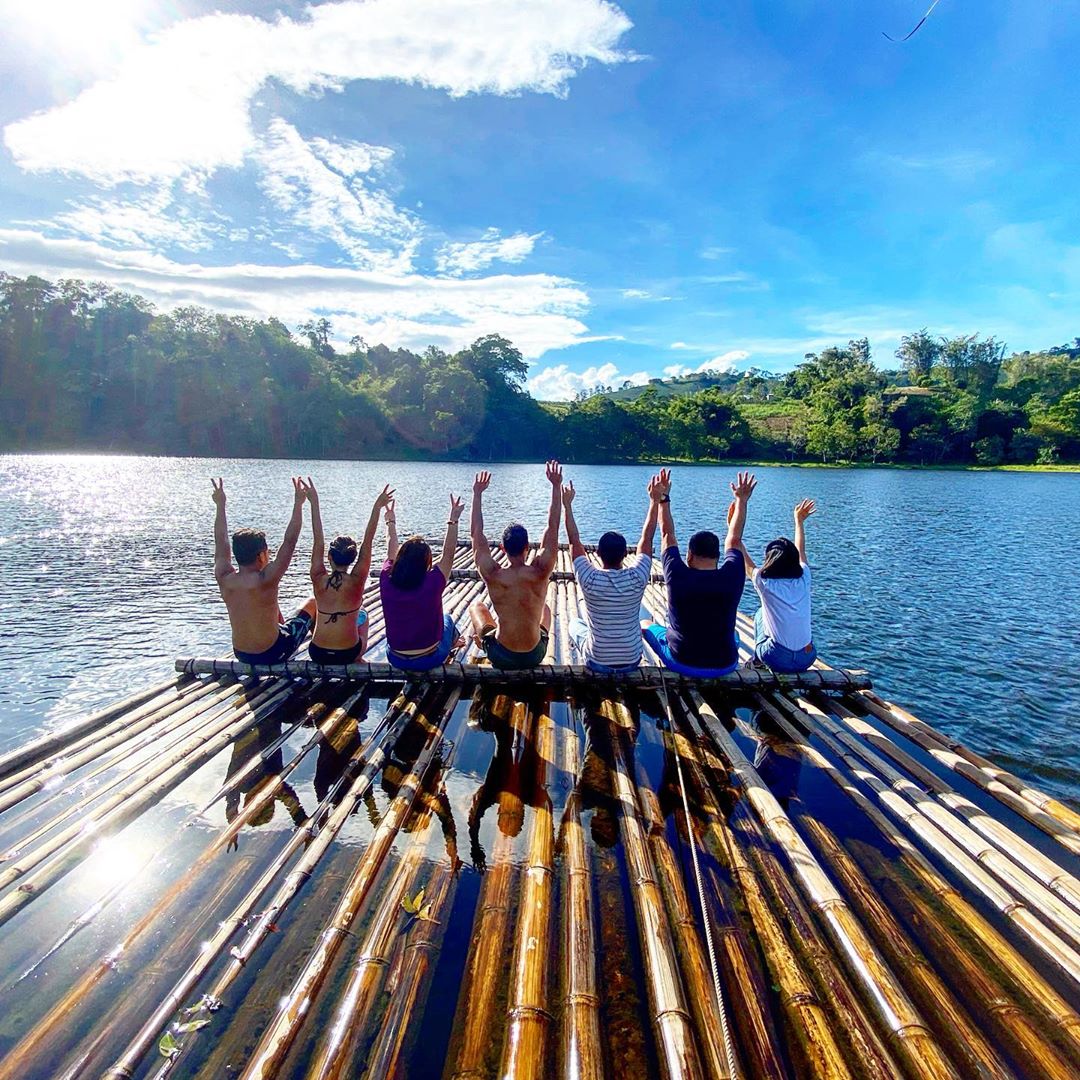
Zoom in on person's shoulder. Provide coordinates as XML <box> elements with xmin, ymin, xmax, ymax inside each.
<box><xmin>380</xmin><ymin>558</ymin><xmax>393</xmax><ymax>574</ymax></box>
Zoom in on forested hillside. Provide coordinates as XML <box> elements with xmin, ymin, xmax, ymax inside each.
<box><xmin>1</xmin><ymin>273</ymin><xmax>1078</xmax><ymax>465</ymax></box>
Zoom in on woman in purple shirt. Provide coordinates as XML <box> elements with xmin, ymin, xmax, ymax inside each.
<box><xmin>380</xmin><ymin>492</ymin><xmax>465</xmax><ymax>670</ymax></box>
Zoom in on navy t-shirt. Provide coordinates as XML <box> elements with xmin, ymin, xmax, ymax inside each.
<box><xmin>663</xmin><ymin>545</ymin><xmax>745</xmax><ymax>668</ymax></box>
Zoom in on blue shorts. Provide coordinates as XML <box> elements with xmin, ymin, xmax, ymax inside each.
<box><xmin>235</xmin><ymin>610</ymin><xmax>313</xmax><ymax>665</ymax></box>
<box><xmin>753</xmin><ymin>609</ymin><xmax>817</xmax><ymax>673</ymax></box>
<box><xmin>387</xmin><ymin>614</ymin><xmax>458</xmax><ymax>671</ymax></box>
<box><xmin>642</xmin><ymin>624</ymin><xmax>739</xmax><ymax>677</ymax></box>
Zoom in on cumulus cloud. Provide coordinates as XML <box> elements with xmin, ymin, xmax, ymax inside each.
<box><xmin>4</xmin><ymin>0</ymin><xmax>634</xmax><ymax>185</ymax></box>
<box><xmin>435</xmin><ymin>229</ymin><xmax>541</xmax><ymax>276</ymax></box>
<box><xmin>0</xmin><ymin>228</ymin><xmax>591</xmax><ymax>359</ymax></box>
<box><xmin>528</xmin><ymin>362</ymin><xmax>648</xmax><ymax>400</ymax></box>
<box><xmin>661</xmin><ymin>350</ymin><xmax>749</xmax><ymax>378</ymax></box>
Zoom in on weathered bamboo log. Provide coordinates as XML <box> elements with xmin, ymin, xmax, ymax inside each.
<box><xmin>237</xmin><ymin>686</ymin><xmax>462</xmax><ymax>1080</ymax></box>
<box><xmin>445</xmin><ymin>695</ymin><xmax>534</xmax><ymax>1080</ymax></box>
<box><xmin>499</xmin><ymin>695</ymin><xmax>558</xmax><ymax>1080</ymax></box>
<box><xmin>601</xmin><ymin>696</ymin><xmax>705</xmax><ymax>1080</ymax></box>
<box><xmin>853</xmin><ymin>689</ymin><xmax>1080</xmax><ymax>848</ymax></box>
<box><xmin>749</xmin><ymin>690</ymin><xmax>1080</xmax><ymax>1063</ymax></box>
<box><xmin>783</xmin><ymin>694</ymin><xmax>1080</xmax><ymax>959</ymax></box>
<box><xmin>687</xmin><ymin>689</ymin><xmax>964</xmax><ymax>1080</ymax></box>
<box><xmin>133</xmin><ymin>687</ymin><xmax>437</xmax><ymax>1080</ymax></box>
<box><xmin>556</xmin><ymin>708</ymin><xmax>605</xmax><ymax>1080</ymax></box>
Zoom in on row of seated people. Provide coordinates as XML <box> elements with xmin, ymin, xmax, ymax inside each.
<box><xmin>209</xmin><ymin>462</ymin><xmax>816</xmax><ymax>675</ymax></box>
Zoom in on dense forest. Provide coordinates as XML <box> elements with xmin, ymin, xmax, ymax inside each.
<box><xmin>1</xmin><ymin>272</ymin><xmax>1078</xmax><ymax>466</ymax></box>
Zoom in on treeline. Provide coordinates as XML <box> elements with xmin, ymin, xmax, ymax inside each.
<box><xmin>1</xmin><ymin>272</ymin><xmax>1078</xmax><ymax>465</ymax></box>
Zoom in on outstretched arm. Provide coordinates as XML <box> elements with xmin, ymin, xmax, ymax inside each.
<box><xmin>384</xmin><ymin>499</ymin><xmax>400</xmax><ymax>562</ymax></box>
<box><xmin>211</xmin><ymin>478</ymin><xmax>233</xmax><ymax>581</ymax></box>
<box><xmin>562</xmin><ymin>482</ymin><xmax>587</xmax><ymax>561</ymax></box>
<box><xmin>637</xmin><ymin>480</ymin><xmax>659</xmax><ymax>559</ymax></box>
<box><xmin>534</xmin><ymin>460</ymin><xmax>563</xmax><ymax>574</ymax></box>
<box><xmin>724</xmin><ymin>470</ymin><xmax>756</xmax><ymax>552</ymax></box>
<box><xmin>471</xmin><ymin>471</ymin><xmax>498</xmax><ymax>577</ymax></box>
<box><xmin>266</xmin><ymin>477</ymin><xmax>307</xmax><ymax>582</ymax></box>
<box><xmin>728</xmin><ymin>502</ymin><xmax>756</xmax><ymax>575</ymax></box>
<box><xmin>793</xmin><ymin>498</ymin><xmax>815</xmax><ymax>565</ymax></box>
<box><xmin>653</xmin><ymin>469</ymin><xmax>675</xmax><ymax>551</ymax></box>
<box><xmin>438</xmin><ymin>493</ymin><xmax>465</xmax><ymax>579</ymax></box>
<box><xmin>357</xmin><ymin>484</ymin><xmax>394</xmax><ymax>581</ymax></box>
<box><xmin>306</xmin><ymin>478</ymin><xmax>326</xmax><ymax>580</ymax></box>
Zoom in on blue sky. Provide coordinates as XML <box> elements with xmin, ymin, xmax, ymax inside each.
<box><xmin>0</xmin><ymin>0</ymin><xmax>1077</xmax><ymax>398</ymax></box>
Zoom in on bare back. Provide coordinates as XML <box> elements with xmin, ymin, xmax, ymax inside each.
<box><xmin>218</xmin><ymin>570</ymin><xmax>284</xmax><ymax>654</ymax></box>
<box><xmin>481</xmin><ymin>559</ymin><xmax>551</xmax><ymax>651</ymax></box>
<box><xmin>311</xmin><ymin>570</ymin><xmax>368</xmax><ymax>648</ymax></box>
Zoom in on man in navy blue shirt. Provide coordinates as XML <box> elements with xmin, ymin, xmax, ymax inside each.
<box><xmin>642</xmin><ymin>468</ymin><xmax>755</xmax><ymax>673</ymax></box>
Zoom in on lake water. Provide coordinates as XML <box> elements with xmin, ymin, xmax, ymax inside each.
<box><xmin>2</xmin><ymin>454</ymin><xmax>1078</xmax><ymax>804</ymax></box>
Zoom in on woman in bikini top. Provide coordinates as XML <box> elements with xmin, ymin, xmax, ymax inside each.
<box><xmin>305</xmin><ymin>479</ymin><xmax>394</xmax><ymax>664</ymax></box>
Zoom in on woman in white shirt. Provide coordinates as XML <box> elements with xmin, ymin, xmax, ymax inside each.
<box><xmin>733</xmin><ymin>499</ymin><xmax>817</xmax><ymax>673</ymax></box>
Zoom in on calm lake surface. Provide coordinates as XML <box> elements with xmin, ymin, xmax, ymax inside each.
<box><xmin>2</xmin><ymin>454</ymin><xmax>1078</xmax><ymax>803</ymax></box>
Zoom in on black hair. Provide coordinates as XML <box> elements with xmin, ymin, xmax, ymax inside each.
<box><xmin>391</xmin><ymin>535</ymin><xmax>432</xmax><ymax>590</ymax></box>
<box><xmin>328</xmin><ymin>535</ymin><xmax>357</xmax><ymax>569</ymax></box>
<box><xmin>598</xmin><ymin>531</ymin><xmax>627</xmax><ymax>568</ymax></box>
<box><xmin>688</xmin><ymin>530</ymin><xmax>720</xmax><ymax>561</ymax></box>
<box><xmin>760</xmin><ymin>537</ymin><xmax>803</xmax><ymax>579</ymax></box>
<box><xmin>232</xmin><ymin>528</ymin><xmax>267</xmax><ymax>566</ymax></box>
<box><xmin>502</xmin><ymin>523</ymin><xmax>529</xmax><ymax>558</ymax></box>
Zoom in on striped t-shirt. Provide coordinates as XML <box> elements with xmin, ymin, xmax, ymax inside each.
<box><xmin>574</xmin><ymin>554</ymin><xmax>652</xmax><ymax>667</ymax></box>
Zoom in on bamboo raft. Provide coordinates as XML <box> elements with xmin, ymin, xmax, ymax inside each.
<box><xmin>0</xmin><ymin>542</ymin><xmax>1077</xmax><ymax>1079</ymax></box>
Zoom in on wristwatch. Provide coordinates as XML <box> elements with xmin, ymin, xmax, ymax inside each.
<box><xmin>658</xmin><ymin>494</ymin><xmax>670</xmax><ymax>503</ymax></box>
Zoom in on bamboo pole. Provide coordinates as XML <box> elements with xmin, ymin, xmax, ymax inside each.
<box><xmin>781</xmin><ymin>694</ymin><xmax>1080</xmax><ymax>960</ymax></box>
<box><xmin>687</xmin><ymin>689</ymin><xmax>964</xmax><ymax>1080</ymax></box>
<box><xmin>499</xmin><ymin>695</ymin><xmax>558</xmax><ymax>1080</ymax></box>
<box><xmin>601</xmin><ymin>695</ymin><xmax>705</xmax><ymax>1080</ymax></box>
<box><xmin>748</xmin><ymin>691</ymin><xmax>1080</xmax><ymax>1058</ymax></box>
<box><xmin>556</xmin><ymin>707</ymin><xmax>605</xmax><ymax>1080</ymax></box>
<box><xmin>237</xmin><ymin>686</ymin><xmax>462</xmax><ymax>1080</ymax></box>
<box><xmin>131</xmin><ymin>687</ymin><xmax>438</xmax><ymax>1080</ymax></box>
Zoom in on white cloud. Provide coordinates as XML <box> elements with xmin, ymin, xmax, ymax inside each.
<box><xmin>528</xmin><ymin>362</ymin><xmax>648</xmax><ymax>400</ymax></box>
<box><xmin>700</xmin><ymin>245</ymin><xmax>733</xmax><ymax>260</ymax></box>
<box><xmin>662</xmin><ymin>350</ymin><xmax>749</xmax><ymax>378</ymax></box>
<box><xmin>255</xmin><ymin>120</ymin><xmax>419</xmax><ymax>271</ymax></box>
<box><xmin>0</xmin><ymin>228</ymin><xmax>590</xmax><ymax>359</ymax></box>
<box><xmin>622</xmin><ymin>288</ymin><xmax>650</xmax><ymax>298</ymax></box>
<box><xmin>4</xmin><ymin>0</ymin><xmax>634</xmax><ymax>185</ymax></box>
<box><xmin>435</xmin><ymin>229</ymin><xmax>541</xmax><ymax>276</ymax></box>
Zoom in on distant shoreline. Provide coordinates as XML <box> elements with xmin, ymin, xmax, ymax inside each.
<box><xmin>3</xmin><ymin>447</ymin><xmax>1078</xmax><ymax>473</ymax></box>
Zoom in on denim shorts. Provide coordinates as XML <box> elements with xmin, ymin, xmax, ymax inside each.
<box><xmin>642</xmin><ymin>623</ymin><xmax>739</xmax><ymax>676</ymax></box>
<box><xmin>753</xmin><ymin>609</ymin><xmax>816</xmax><ymax>673</ymax></box>
<box><xmin>387</xmin><ymin>614</ymin><xmax>458</xmax><ymax>671</ymax></box>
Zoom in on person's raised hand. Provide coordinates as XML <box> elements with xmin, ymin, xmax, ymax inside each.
<box><xmin>374</xmin><ymin>483</ymin><xmax>394</xmax><ymax>511</ymax></box>
<box><xmin>384</xmin><ymin>497</ymin><xmax>396</xmax><ymax>524</ymax></box>
<box><xmin>794</xmin><ymin>498</ymin><xmax>817</xmax><ymax>523</ymax></box>
<box><xmin>473</xmin><ymin>470</ymin><xmax>492</xmax><ymax>494</ymax></box>
<box><xmin>211</xmin><ymin>477</ymin><xmax>226</xmax><ymax>507</ymax></box>
<box><xmin>449</xmin><ymin>494</ymin><xmax>465</xmax><ymax>522</ymax></box>
<box><xmin>546</xmin><ymin>460</ymin><xmax>563</xmax><ymax>487</ymax></box>
<box><xmin>305</xmin><ymin>476</ymin><xmax>319</xmax><ymax>503</ymax></box>
<box><xmin>562</xmin><ymin>480</ymin><xmax>576</xmax><ymax>508</ymax></box>
<box><xmin>292</xmin><ymin>476</ymin><xmax>307</xmax><ymax>504</ymax></box>
<box><xmin>649</xmin><ymin>467</ymin><xmax>671</xmax><ymax>501</ymax></box>
<box><xmin>730</xmin><ymin>471</ymin><xmax>757</xmax><ymax>502</ymax></box>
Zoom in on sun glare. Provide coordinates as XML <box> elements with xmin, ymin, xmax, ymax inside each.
<box><xmin>1</xmin><ymin>0</ymin><xmax>147</xmax><ymax>62</ymax></box>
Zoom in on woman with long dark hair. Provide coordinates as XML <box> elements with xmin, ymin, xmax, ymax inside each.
<box><xmin>380</xmin><ymin>492</ymin><xmax>465</xmax><ymax>670</ymax></box>
<box><xmin>733</xmin><ymin>498</ymin><xmax>818</xmax><ymax>673</ymax></box>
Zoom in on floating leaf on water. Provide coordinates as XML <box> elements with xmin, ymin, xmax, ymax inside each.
<box><xmin>418</xmin><ymin>903</ymin><xmax>433</xmax><ymax>921</ymax></box>
<box><xmin>159</xmin><ymin>1032</ymin><xmax>179</xmax><ymax>1058</ymax></box>
<box><xmin>401</xmin><ymin>888</ymin><xmax>425</xmax><ymax>915</ymax></box>
<box><xmin>176</xmin><ymin>1018</ymin><xmax>211</xmax><ymax>1033</ymax></box>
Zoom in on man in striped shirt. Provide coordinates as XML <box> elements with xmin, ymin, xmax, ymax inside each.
<box><xmin>562</xmin><ymin>473</ymin><xmax>663</xmax><ymax>672</ymax></box>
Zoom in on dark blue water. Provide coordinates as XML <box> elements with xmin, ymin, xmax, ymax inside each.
<box><xmin>1</xmin><ymin>454</ymin><xmax>1078</xmax><ymax>804</ymax></box>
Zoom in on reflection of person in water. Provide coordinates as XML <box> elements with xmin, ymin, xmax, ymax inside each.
<box><xmin>749</xmin><ymin>708</ymin><xmax>803</xmax><ymax>809</ymax></box>
<box><xmin>223</xmin><ymin>717</ymin><xmax>306</xmax><ymax>836</ymax></box>
<box><xmin>466</xmin><ymin>688</ymin><xmax>547</xmax><ymax>871</ymax></box>
<box><xmin>313</xmin><ymin>693</ymin><xmax>369</xmax><ymax>802</ymax></box>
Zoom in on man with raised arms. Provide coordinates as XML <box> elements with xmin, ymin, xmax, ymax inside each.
<box><xmin>211</xmin><ymin>477</ymin><xmax>316</xmax><ymax>665</ymax></box>
<box><xmin>468</xmin><ymin>461</ymin><xmax>562</xmax><ymax>669</ymax></box>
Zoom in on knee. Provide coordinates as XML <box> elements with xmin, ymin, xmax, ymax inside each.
<box><xmin>301</xmin><ymin>598</ymin><xmax>317</xmax><ymax>617</ymax></box>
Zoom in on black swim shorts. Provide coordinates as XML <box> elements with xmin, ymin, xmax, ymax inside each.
<box><xmin>479</xmin><ymin>627</ymin><xmax>549</xmax><ymax>670</ymax></box>
<box><xmin>235</xmin><ymin>610</ymin><xmax>313</xmax><ymax>665</ymax></box>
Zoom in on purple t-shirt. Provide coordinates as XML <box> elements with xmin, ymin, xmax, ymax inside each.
<box><xmin>379</xmin><ymin>560</ymin><xmax>446</xmax><ymax>653</ymax></box>
<box><xmin>663</xmin><ymin>545</ymin><xmax>744</xmax><ymax>669</ymax></box>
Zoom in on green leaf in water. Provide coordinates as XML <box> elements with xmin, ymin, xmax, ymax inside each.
<box><xmin>176</xmin><ymin>1018</ymin><xmax>211</xmax><ymax>1033</ymax></box>
<box><xmin>159</xmin><ymin>1032</ymin><xmax>179</xmax><ymax>1058</ymax></box>
<box><xmin>418</xmin><ymin>903</ymin><xmax>433</xmax><ymax>921</ymax></box>
<box><xmin>401</xmin><ymin>888</ymin><xmax>425</xmax><ymax>915</ymax></box>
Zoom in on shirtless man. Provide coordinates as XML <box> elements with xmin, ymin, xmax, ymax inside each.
<box><xmin>468</xmin><ymin>461</ymin><xmax>562</xmax><ymax>669</ymax></box>
<box><xmin>212</xmin><ymin>477</ymin><xmax>316</xmax><ymax>664</ymax></box>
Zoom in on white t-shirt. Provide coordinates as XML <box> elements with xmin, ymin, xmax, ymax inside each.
<box><xmin>752</xmin><ymin>564</ymin><xmax>813</xmax><ymax>650</ymax></box>
<box><xmin>574</xmin><ymin>553</ymin><xmax>652</xmax><ymax>667</ymax></box>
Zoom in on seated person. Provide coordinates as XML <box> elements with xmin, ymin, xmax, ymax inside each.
<box><xmin>212</xmin><ymin>477</ymin><xmax>315</xmax><ymax>665</ymax></box>
<box><xmin>732</xmin><ymin>498</ymin><xmax>817</xmax><ymax>674</ymax></box>
<box><xmin>305</xmin><ymin>479</ymin><xmax>393</xmax><ymax>665</ymax></box>
<box><xmin>380</xmin><ymin>493</ymin><xmax>465</xmax><ymax>670</ymax></box>
<box><xmin>642</xmin><ymin>469</ymin><xmax>753</xmax><ymax>675</ymax></box>
<box><xmin>468</xmin><ymin>463</ymin><xmax>561</xmax><ymax>670</ymax></box>
<box><xmin>563</xmin><ymin>472</ymin><xmax>659</xmax><ymax>673</ymax></box>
